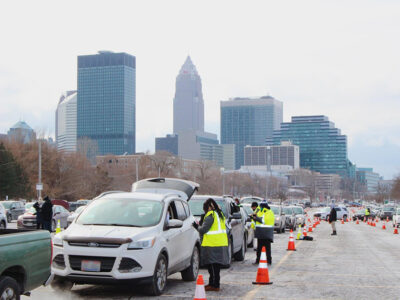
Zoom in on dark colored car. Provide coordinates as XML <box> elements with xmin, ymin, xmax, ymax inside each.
<box><xmin>352</xmin><ymin>208</ymin><xmax>377</xmax><ymax>221</ymax></box>
<box><xmin>0</xmin><ymin>201</ymin><xmax>25</xmax><ymax>223</ymax></box>
<box><xmin>189</xmin><ymin>195</ymin><xmax>247</xmax><ymax>265</ymax></box>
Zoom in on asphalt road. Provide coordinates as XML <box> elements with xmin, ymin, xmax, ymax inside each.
<box><xmin>13</xmin><ymin>216</ymin><xmax>400</xmax><ymax>300</ymax></box>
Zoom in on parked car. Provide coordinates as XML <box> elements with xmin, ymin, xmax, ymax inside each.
<box><xmin>283</xmin><ymin>207</ymin><xmax>296</xmax><ymax>230</ymax></box>
<box><xmin>17</xmin><ymin>205</ymin><xmax>70</xmax><ymax>231</ymax></box>
<box><xmin>241</xmin><ymin>203</ymin><xmax>255</xmax><ymax>247</ymax></box>
<box><xmin>392</xmin><ymin>208</ymin><xmax>400</xmax><ymax>227</ymax></box>
<box><xmin>52</xmin><ymin>200</ymin><xmax>69</xmax><ymax>211</ymax></box>
<box><xmin>335</xmin><ymin>206</ymin><xmax>350</xmax><ymax>221</ymax></box>
<box><xmin>68</xmin><ymin>202</ymin><xmax>85</xmax><ymax>212</ymax></box>
<box><xmin>269</xmin><ymin>205</ymin><xmax>286</xmax><ymax>233</ymax></box>
<box><xmin>189</xmin><ymin>195</ymin><xmax>247</xmax><ymax>264</ymax></box>
<box><xmin>352</xmin><ymin>208</ymin><xmax>377</xmax><ymax>221</ymax></box>
<box><xmin>291</xmin><ymin>206</ymin><xmax>306</xmax><ymax>227</ymax></box>
<box><xmin>1</xmin><ymin>201</ymin><xmax>25</xmax><ymax>223</ymax></box>
<box><xmin>67</xmin><ymin>205</ymin><xmax>87</xmax><ymax>227</ymax></box>
<box><xmin>379</xmin><ymin>206</ymin><xmax>396</xmax><ymax>220</ymax></box>
<box><xmin>240</xmin><ymin>196</ymin><xmax>263</xmax><ymax>205</ymax></box>
<box><xmin>51</xmin><ymin>178</ymin><xmax>201</xmax><ymax>296</ymax></box>
<box><xmin>0</xmin><ymin>203</ymin><xmax>7</xmax><ymax>229</ymax></box>
<box><xmin>0</xmin><ymin>229</ymin><xmax>53</xmax><ymax>298</ymax></box>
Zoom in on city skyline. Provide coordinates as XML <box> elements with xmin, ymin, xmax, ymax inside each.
<box><xmin>0</xmin><ymin>1</ymin><xmax>400</xmax><ymax>178</ymax></box>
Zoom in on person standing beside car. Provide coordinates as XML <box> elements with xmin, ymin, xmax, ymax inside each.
<box><xmin>41</xmin><ymin>196</ymin><xmax>53</xmax><ymax>232</ymax></box>
<box><xmin>192</xmin><ymin>198</ymin><xmax>229</xmax><ymax>292</ymax></box>
<box><xmin>33</xmin><ymin>199</ymin><xmax>43</xmax><ymax>229</ymax></box>
<box><xmin>329</xmin><ymin>205</ymin><xmax>337</xmax><ymax>236</ymax></box>
<box><xmin>251</xmin><ymin>200</ymin><xmax>274</xmax><ymax>265</ymax></box>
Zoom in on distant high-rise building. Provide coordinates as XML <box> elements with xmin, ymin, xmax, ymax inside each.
<box><xmin>173</xmin><ymin>56</ymin><xmax>204</xmax><ymax>134</ymax></box>
<box><xmin>244</xmin><ymin>141</ymin><xmax>300</xmax><ymax>169</ymax></box>
<box><xmin>268</xmin><ymin>115</ymin><xmax>349</xmax><ymax>177</ymax></box>
<box><xmin>155</xmin><ymin>134</ymin><xmax>179</xmax><ymax>155</ymax></box>
<box><xmin>7</xmin><ymin>121</ymin><xmax>36</xmax><ymax>144</ymax></box>
<box><xmin>356</xmin><ymin>168</ymin><xmax>380</xmax><ymax>194</ymax></box>
<box><xmin>77</xmin><ymin>51</ymin><xmax>136</xmax><ymax>155</ymax></box>
<box><xmin>56</xmin><ymin>90</ymin><xmax>77</xmax><ymax>152</ymax></box>
<box><xmin>220</xmin><ymin>96</ymin><xmax>283</xmax><ymax>169</ymax></box>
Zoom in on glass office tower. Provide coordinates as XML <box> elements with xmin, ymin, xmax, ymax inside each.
<box><xmin>267</xmin><ymin>115</ymin><xmax>349</xmax><ymax>177</ymax></box>
<box><xmin>220</xmin><ymin>96</ymin><xmax>283</xmax><ymax>169</ymax></box>
<box><xmin>77</xmin><ymin>51</ymin><xmax>136</xmax><ymax>155</ymax></box>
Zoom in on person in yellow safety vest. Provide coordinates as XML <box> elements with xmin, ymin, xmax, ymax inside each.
<box><xmin>365</xmin><ymin>207</ymin><xmax>370</xmax><ymax>222</ymax></box>
<box><xmin>250</xmin><ymin>202</ymin><xmax>260</xmax><ymax>230</ymax></box>
<box><xmin>192</xmin><ymin>198</ymin><xmax>229</xmax><ymax>292</ymax></box>
<box><xmin>251</xmin><ymin>200</ymin><xmax>274</xmax><ymax>265</ymax></box>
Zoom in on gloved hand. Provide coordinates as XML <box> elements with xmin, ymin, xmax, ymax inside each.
<box><xmin>192</xmin><ymin>221</ymin><xmax>199</xmax><ymax>230</ymax></box>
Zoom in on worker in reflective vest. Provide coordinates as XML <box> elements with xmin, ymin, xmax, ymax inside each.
<box><xmin>250</xmin><ymin>202</ymin><xmax>260</xmax><ymax>230</ymax></box>
<box><xmin>193</xmin><ymin>198</ymin><xmax>229</xmax><ymax>292</ymax></box>
<box><xmin>251</xmin><ymin>200</ymin><xmax>274</xmax><ymax>265</ymax></box>
<box><xmin>365</xmin><ymin>208</ymin><xmax>370</xmax><ymax>221</ymax></box>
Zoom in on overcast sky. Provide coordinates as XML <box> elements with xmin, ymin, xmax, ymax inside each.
<box><xmin>0</xmin><ymin>0</ymin><xmax>399</xmax><ymax>179</ymax></box>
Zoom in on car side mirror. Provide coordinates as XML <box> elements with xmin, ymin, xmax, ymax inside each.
<box><xmin>231</xmin><ymin>212</ymin><xmax>242</xmax><ymax>220</ymax></box>
<box><xmin>167</xmin><ymin>219</ymin><xmax>183</xmax><ymax>229</ymax></box>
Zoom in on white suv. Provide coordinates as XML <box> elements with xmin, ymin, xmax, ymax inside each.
<box><xmin>51</xmin><ymin>178</ymin><xmax>201</xmax><ymax>296</ymax></box>
<box><xmin>393</xmin><ymin>208</ymin><xmax>400</xmax><ymax>227</ymax></box>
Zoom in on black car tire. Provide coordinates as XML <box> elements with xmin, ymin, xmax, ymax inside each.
<box><xmin>181</xmin><ymin>246</ymin><xmax>200</xmax><ymax>281</ymax></box>
<box><xmin>7</xmin><ymin>214</ymin><xmax>12</xmax><ymax>223</ymax></box>
<box><xmin>0</xmin><ymin>276</ymin><xmax>20</xmax><ymax>300</ymax></box>
<box><xmin>147</xmin><ymin>254</ymin><xmax>168</xmax><ymax>296</ymax></box>
<box><xmin>234</xmin><ymin>235</ymin><xmax>246</xmax><ymax>261</ymax></box>
<box><xmin>50</xmin><ymin>276</ymin><xmax>73</xmax><ymax>292</ymax></box>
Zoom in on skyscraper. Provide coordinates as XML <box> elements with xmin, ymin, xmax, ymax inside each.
<box><xmin>56</xmin><ymin>90</ymin><xmax>77</xmax><ymax>152</ymax></box>
<box><xmin>77</xmin><ymin>51</ymin><xmax>136</xmax><ymax>155</ymax></box>
<box><xmin>220</xmin><ymin>96</ymin><xmax>283</xmax><ymax>169</ymax></box>
<box><xmin>173</xmin><ymin>56</ymin><xmax>204</xmax><ymax>134</ymax></box>
<box><xmin>267</xmin><ymin>115</ymin><xmax>349</xmax><ymax>177</ymax></box>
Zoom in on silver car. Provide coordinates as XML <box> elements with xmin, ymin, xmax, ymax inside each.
<box><xmin>270</xmin><ymin>205</ymin><xmax>286</xmax><ymax>234</ymax></box>
<box><xmin>290</xmin><ymin>206</ymin><xmax>306</xmax><ymax>227</ymax></box>
<box><xmin>67</xmin><ymin>205</ymin><xmax>87</xmax><ymax>227</ymax></box>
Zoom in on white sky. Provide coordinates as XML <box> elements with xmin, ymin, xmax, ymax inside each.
<box><xmin>0</xmin><ymin>0</ymin><xmax>399</xmax><ymax>179</ymax></box>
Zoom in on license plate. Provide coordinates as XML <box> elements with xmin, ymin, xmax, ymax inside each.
<box><xmin>81</xmin><ymin>260</ymin><xmax>101</xmax><ymax>272</ymax></box>
<box><xmin>26</xmin><ymin>222</ymin><xmax>33</xmax><ymax>226</ymax></box>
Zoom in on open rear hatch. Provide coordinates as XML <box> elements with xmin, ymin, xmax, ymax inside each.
<box><xmin>131</xmin><ymin>178</ymin><xmax>199</xmax><ymax>201</ymax></box>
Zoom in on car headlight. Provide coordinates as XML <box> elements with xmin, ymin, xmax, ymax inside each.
<box><xmin>128</xmin><ymin>237</ymin><xmax>156</xmax><ymax>250</ymax></box>
<box><xmin>53</xmin><ymin>234</ymin><xmax>63</xmax><ymax>247</ymax></box>
<box><xmin>276</xmin><ymin>217</ymin><xmax>280</xmax><ymax>221</ymax></box>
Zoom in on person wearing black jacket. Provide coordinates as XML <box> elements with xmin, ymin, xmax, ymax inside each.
<box><xmin>33</xmin><ymin>200</ymin><xmax>43</xmax><ymax>229</ymax></box>
<box><xmin>329</xmin><ymin>206</ymin><xmax>337</xmax><ymax>236</ymax></box>
<box><xmin>41</xmin><ymin>196</ymin><xmax>53</xmax><ymax>232</ymax></box>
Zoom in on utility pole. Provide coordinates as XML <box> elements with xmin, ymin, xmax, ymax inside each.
<box><xmin>37</xmin><ymin>141</ymin><xmax>42</xmax><ymax>200</ymax></box>
<box><xmin>265</xmin><ymin>146</ymin><xmax>271</xmax><ymax>199</ymax></box>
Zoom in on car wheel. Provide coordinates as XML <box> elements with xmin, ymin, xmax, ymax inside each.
<box><xmin>147</xmin><ymin>254</ymin><xmax>168</xmax><ymax>296</ymax></box>
<box><xmin>50</xmin><ymin>276</ymin><xmax>73</xmax><ymax>292</ymax></box>
<box><xmin>7</xmin><ymin>214</ymin><xmax>12</xmax><ymax>223</ymax></box>
<box><xmin>234</xmin><ymin>236</ymin><xmax>246</xmax><ymax>261</ymax></box>
<box><xmin>181</xmin><ymin>246</ymin><xmax>200</xmax><ymax>281</ymax></box>
<box><xmin>0</xmin><ymin>221</ymin><xmax>5</xmax><ymax>229</ymax></box>
<box><xmin>0</xmin><ymin>276</ymin><xmax>20</xmax><ymax>300</ymax></box>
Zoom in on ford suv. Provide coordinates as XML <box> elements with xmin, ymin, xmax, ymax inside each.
<box><xmin>51</xmin><ymin>178</ymin><xmax>201</xmax><ymax>296</ymax></box>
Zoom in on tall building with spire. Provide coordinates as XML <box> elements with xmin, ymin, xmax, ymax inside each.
<box><xmin>173</xmin><ymin>56</ymin><xmax>204</xmax><ymax>134</ymax></box>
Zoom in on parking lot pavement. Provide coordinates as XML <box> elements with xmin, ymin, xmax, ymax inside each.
<box><xmin>23</xmin><ymin>218</ymin><xmax>400</xmax><ymax>300</ymax></box>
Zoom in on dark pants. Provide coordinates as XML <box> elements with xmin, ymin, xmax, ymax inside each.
<box><xmin>42</xmin><ymin>220</ymin><xmax>51</xmax><ymax>232</ymax></box>
<box><xmin>36</xmin><ymin>217</ymin><xmax>42</xmax><ymax>229</ymax></box>
<box><xmin>256</xmin><ymin>239</ymin><xmax>272</xmax><ymax>264</ymax></box>
<box><xmin>207</xmin><ymin>263</ymin><xmax>221</xmax><ymax>288</ymax></box>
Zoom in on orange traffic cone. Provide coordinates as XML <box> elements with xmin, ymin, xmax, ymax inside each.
<box><xmin>356</xmin><ymin>219</ymin><xmax>359</xmax><ymax>224</ymax></box>
<box><xmin>308</xmin><ymin>225</ymin><xmax>313</xmax><ymax>232</ymax></box>
<box><xmin>382</xmin><ymin>223</ymin><xmax>386</xmax><ymax>230</ymax></box>
<box><xmin>287</xmin><ymin>229</ymin><xmax>296</xmax><ymax>251</ymax></box>
<box><xmin>373</xmin><ymin>222</ymin><xmax>376</xmax><ymax>227</ymax></box>
<box><xmin>386</xmin><ymin>217</ymin><xmax>389</xmax><ymax>222</ymax></box>
<box><xmin>394</xmin><ymin>227</ymin><xmax>399</xmax><ymax>235</ymax></box>
<box><xmin>341</xmin><ymin>219</ymin><xmax>344</xmax><ymax>224</ymax></box>
<box><xmin>313</xmin><ymin>222</ymin><xmax>317</xmax><ymax>228</ymax></box>
<box><xmin>252</xmin><ymin>246</ymin><xmax>273</xmax><ymax>285</ymax></box>
<box><xmin>194</xmin><ymin>275</ymin><xmax>206</xmax><ymax>300</ymax></box>
<box><xmin>303</xmin><ymin>226</ymin><xmax>307</xmax><ymax>237</ymax></box>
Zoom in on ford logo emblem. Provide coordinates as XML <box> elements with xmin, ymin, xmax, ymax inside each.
<box><xmin>88</xmin><ymin>242</ymin><xmax>99</xmax><ymax>247</ymax></box>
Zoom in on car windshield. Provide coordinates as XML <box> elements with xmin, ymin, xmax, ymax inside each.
<box><xmin>322</xmin><ymin>207</ymin><xmax>331</xmax><ymax>212</ymax></box>
<box><xmin>269</xmin><ymin>206</ymin><xmax>280</xmax><ymax>215</ymax></box>
<box><xmin>243</xmin><ymin>205</ymin><xmax>254</xmax><ymax>215</ymax></box>
<box><xmin>76</xmin><ymin>198</ymin><xmax>163</xmax><ymax>227</ymax></box>
<box><xmin>1</xmin><ymin>202</ymin><xmax>12</xmax><ymax>209</ymax></box>
<box><xmin>283</xmin><ymin>207</ymin><xmax>292</xmax><ymax>214</ymax></box>
<box><xmin>383</xmin><ymin>207</ymin><xmax>395</xmax><ymax>212</ymax></box>
<box><xmin>27</xmin><ymin>207</ymin><xmax>36</xmax><ymax>214</ymax></box>
<box><xmin>241</xmin><ymin>198</ymin><xmax>261</xmax><ymax>204</ymax></box>
<box><xmin>293</xmin><ymin>207</ymin><xmax>303</xmax><ymax>214</ymax></box>
<box><xmin>188</xmin><ymin>199</ymin><xmax>228</xmax><ymax>217</ymax></box>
